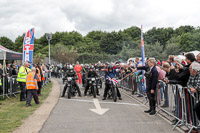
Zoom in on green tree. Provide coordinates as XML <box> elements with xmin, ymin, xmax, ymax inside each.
<box><xmin>14</xmin><ymin>34</ymin><xmax>25</xmax><ymax>52</ymax></box>
<box><xmin>99</xmin><ymin>32</ymin><xmax>123</xmax><ymax>54</ymax></box>
<box><xmin>0</xmin><ymin>36</ymin><xmax>14</xmax><ymax>50</ymax></box>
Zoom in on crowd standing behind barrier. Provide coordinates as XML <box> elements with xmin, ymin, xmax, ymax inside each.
<box><xmin>120</xmin><ymin>54</ymin><xmax>200</xmax><ymax>133</ymax></box>
<box><xmin>0</xmin><ymin>63</ymin><xmax>51</xmax><ymax>99</ymax></box>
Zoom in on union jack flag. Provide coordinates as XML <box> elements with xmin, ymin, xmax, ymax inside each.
<box><xmin>108</xmin><ymin>77</ymin><xmax>119</xmax><ymax>84</ymax></box>
<box><xmin>23</xmin><ymin>28</ymin><xmax>34</xmax><ymax>67</ymax></box>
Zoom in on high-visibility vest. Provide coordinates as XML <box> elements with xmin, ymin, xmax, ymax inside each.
<box><xmin>36</xmin><ymin>67</ymin><xmax>45</xmax><ymax>82</ymax></box>
<box><xmin>17</xmin><ymin>66</ymin><xmax>27</xmax><ymax>82</ymax></box>
<box><xmin>26</xmin><ymin>72</ymin><xmax>37</xmax><ymax>89</ymax></box>
<box><xmin>0</xmin><ymin>78</ymin><xmax>2</xmax><ymax>86</ymax></box>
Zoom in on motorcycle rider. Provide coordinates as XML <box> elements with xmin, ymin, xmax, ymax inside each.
<box><xmin>84</xmin><ymin>66</ymin><xmax>100</xmax><ymax>96</ymax></box>
<box><xmin>82</xmin><ymin>64</ymin><xmax>89</xmax><ymax>87</ymax></box>
<box><xmin>102</xmin><ymin>65</ymin><xmax>122</xmax><ymax>100</ymax></box>
<box><xmin>61</xmin><ymin>65</ymin><xmax>82</xmax><ymax>97</ymax></box>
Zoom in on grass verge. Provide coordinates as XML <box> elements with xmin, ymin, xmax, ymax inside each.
<box><xmin>0</xmin><ymin>82</ymin><xmax>52</xmax><ymax>133</ymax></box>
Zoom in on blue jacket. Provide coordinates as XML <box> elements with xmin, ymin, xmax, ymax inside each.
<box><xmin>105</xmin><ymin>70</ymin><xmax>116</xmax><ymax>79</ymax></box>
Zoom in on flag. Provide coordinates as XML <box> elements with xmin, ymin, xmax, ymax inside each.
<box><xmin>108</xmin><ymin>77</ymin><xmax>119</xmax><ymax>84</ymax></box>
<box><xmin>141</xmin><ymin>25</ymin><xmax>145</xmax><ymax>66</ymax></box>
<box><xmin>23</xmin><ymin>28</ymin><xmax>34</xmax><ymax>67</ymax></box>
<box><xmin>141</xmin><ymin>25</ymin><xmax>146</xmax><ymax>93</ymax></box>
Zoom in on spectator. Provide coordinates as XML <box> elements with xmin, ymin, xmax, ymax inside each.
<box><xmin>181</xmin><ymin>59</ymin><xmax>186</xmax><ymax>66</ymax></box>
<box><xmin>187</xmin><ymin>62</ymin><xmax>200</xmax><ymax>130</ymax></box>
<box><xmin>168</xmin><ymin>55</ymin><xmax>176</xmax><ymax>68</ymax></box>
<box><xmin>36</xmin><ymin>63</ymin><xmax>45</xmax><ymax>96</ymax></box>
<box><xmin>156</xmin><ymin>66</ymin><xmax>166</xmax><ymax>102</ymax></box>
<box><xmin>177</xmin><ymin>53</ymin><xmax>196</xmax><ymax>87</ymax></box>
<box><xmin>144</xmin><ymin>59</ymin><xmax>158</xmax><ymax>115</ymax></box>
<box><xmin>187</xmin><ymin>62</ymin><xmax>200</xmax><ymax>121</ymax></box>
<box><xmin>162</xmin><ymin>63</ymin><xmax>182</xmax><ymax>108</ymax></box>
<box><xmin>135</xmin><ymin>57</ymin><xmax>142</xmax><ymax>68</ymax></box>
<box><xmin>11</xmin><ymin>64</ymin><xmax>17</xmax><ymax>76</ymax></box>
<box><xmin>157</xmin><ymin>60</ymin><xmax>161</xmax><ymax>66</ymax></box>
<box><xmin>196</xmin><ymin>53</ymin><xmax>200</xmax><ymax>64</ymax></box>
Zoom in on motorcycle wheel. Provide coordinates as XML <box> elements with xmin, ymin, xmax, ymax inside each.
<box><xmin>67</xmin><ymin>87</ymin><xmax>71</xmax><ymax>99</ymax></box>
<box><xmin>92</xmin><ymin>86</ymin><xmax>96</xmax><ymax>98</ymax></box>
<box><xmin>113</xmin><ymin>87</ymin><xmax>117</xmax><ymax>102</ymax></box>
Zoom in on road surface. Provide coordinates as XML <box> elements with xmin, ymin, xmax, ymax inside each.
<box><xmin>40</xmin><ymin>79</ymin><xmax>180</xmax><ymax>133</ymax></box>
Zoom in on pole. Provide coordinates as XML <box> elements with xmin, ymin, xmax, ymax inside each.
<box><xmin>3</xmin><ymin>51</ymin><xmax>5</xmax><ymax>99</ymax></box>
<box><xmin>48</xmin><ymin>39</ymin><xmax>51</xmax><ymax>64</ymax></box>
<box><xmin>48</xmin><ymin>39</ymin><xmax>51</xmax><ymax>79</ymax></box>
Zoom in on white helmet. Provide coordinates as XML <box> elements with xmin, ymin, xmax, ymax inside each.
<box><xmin>69</xmin><ymin>65</ymin><xmax>74</xmax><ymax>70</ymax></box>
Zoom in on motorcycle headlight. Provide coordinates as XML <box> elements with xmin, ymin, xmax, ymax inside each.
<box><xmin>91</xmin><ymin>78</ymin><xmax>95</xmax><ymax>81</ymax></box>
<box><xmin>67</xmin><ymin>77</ymin><xmax>72</xmax><ymax>81</ymax></box>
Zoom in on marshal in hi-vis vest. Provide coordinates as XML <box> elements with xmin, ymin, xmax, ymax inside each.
<box><xmin>36</xmin><ymin>67</ymin><xmax>45</xmax><ymax>82</ymax></box>
<box><xmin>26</xmin><ymin>72</ymin><xmax>37</xmax><ymax>90</ymax></box>
<box><xmin>17</xmin><ymin>66</ymin><xmax>27</xmax><ymax>82</ymax></box>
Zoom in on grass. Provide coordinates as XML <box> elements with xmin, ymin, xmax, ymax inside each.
<box><xmin>0</xmin><ymin>82</ymin><xmax>52</xmax><ymax>133</ymax></box>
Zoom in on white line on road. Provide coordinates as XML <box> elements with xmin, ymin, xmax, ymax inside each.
<box><xmin>60</xmin><ymin>98</ymin><xmax>144</xmax><ymax>107</ymax></box>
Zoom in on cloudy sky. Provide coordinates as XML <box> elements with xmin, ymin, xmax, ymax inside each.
<box><xmin>0</xmin><ymin>0</ymin><xmax>200</xmax><ymax>41</ymax></box>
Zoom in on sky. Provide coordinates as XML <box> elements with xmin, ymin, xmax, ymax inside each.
<box><xmin>0</xmin><ymin>0</ymin><xmax>200</xmax><ymax>41</ymax></box>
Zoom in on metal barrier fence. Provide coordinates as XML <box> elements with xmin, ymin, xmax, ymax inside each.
<box><xmin>0</xmin><ymin>72</ymin><xmax>51</xmax><ymax>99</ymax></box>
<box><xmin>121</xmin><ymin>74</ymin><xmax>200</xmax><ymax>132</ymax></box>
<box><xmin>121</xmin><ymin>73</ymin><xmax>145</xmax><ymax>97</ymax></box>
<box><xmin>0</xmin><ymin>75</ymin><xmax>20</xmax><ymax>99</ymax></box>
<box><xmin>156</xmin><ymin>81</ymin><xmax>200</xmax><ymax>132</ymax></box>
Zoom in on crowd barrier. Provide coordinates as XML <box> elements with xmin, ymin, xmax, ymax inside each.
<box><xmin>0</xmin><ymin>71</ymin><xmax>51</xmax><ymax>99</ymax></box>
<box><xmin>156</xmin><ymin>81</ymin><xmax>199</xmax><ymax>132</ymax></box>
<box><xmin>121</xmin><ymin>73</ymin><xmax>146</xmax><ymax>97</ymax></box>
<box><xmin>121</xmin><ymin>73</ymin><xmax>200</xmax><ymax>132</ymax></box>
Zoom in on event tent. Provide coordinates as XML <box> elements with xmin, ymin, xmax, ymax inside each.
<box><xmin>0</xmin><ymin>45</ymin><xmax>22</xmax><ymax>60</ymax></box>
<box><xmin>0</xmin><ymin>45</ymin><xmax>22</xmax><ymax>99</ymax></box>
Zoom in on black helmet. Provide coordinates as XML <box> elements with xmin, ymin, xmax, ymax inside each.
<box><xmin>108</xmin><ymin>65</ymin><xmax>113</xmax><ymax>70</ymax></box>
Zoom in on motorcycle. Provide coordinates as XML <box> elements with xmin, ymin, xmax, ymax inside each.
<box><xmin>87</xmin><ymin>77</ymin><xmax>98</xmax><ymax>98</ymax></box>
<box><xmin>96</xmin><ymin>76</ymin><xmax>103</xmax><ymax>89</ymax></box>
<box><xmin>63</xmin><ymin>77</ymin><xmax>78</xmax><ymax>99</ymax></box>
<box><xmin>107</xmin><ymin>77</ymin><xmax>119</xmax><ymax>102</ymax></box>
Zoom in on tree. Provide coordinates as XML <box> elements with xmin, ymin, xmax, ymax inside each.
<box><xmin>163</xmin><ymin>43</ymin><xmax>181</xmax><ymax>58</ymax></box>
<box><xmin>51</xmin><ymin>44</ymin><xmax>78</xmax><ymax>64</ymax></box>
<box><xmin>99</xmin><ymin>32</ymin><xmax>123</xmax><ymax>54</ymax></box>
<box><xmin>144</xmin><ymin>27</ymin><xmax>175</xmax><ymax>48</ymax></box>
<box><xmin>14</xmin><ymin>34</ymin><xmax>25</xmax><ymax>52</ymax></box>
<box><xmin>175</xmin><ymin>25</ymin><xmax>195</xmax><ymax>36</ymax></box>
<box><xmin>33</xmin><ymin>53</ymin><xmax>46</xmax><ymax>64</ymax></box>
<box><xmin>0</xmin><ymin>36</ymin><xmax>14</xmax><ymax>50</ymax></box>
<box><xmin>145</xmin><ymin>42</ymin><xmax>165</xmax><ymax>60</ymax></box>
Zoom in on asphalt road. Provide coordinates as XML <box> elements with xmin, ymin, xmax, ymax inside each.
<box><xmin>40</xmin><ymin>79</ymin><xmax>180</xmax><ymax>133</ymax></box>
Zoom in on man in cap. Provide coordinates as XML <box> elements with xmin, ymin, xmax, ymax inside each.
<box><xmin>36</xmin><ymin>63</ymin><xmax>45</xmax><ymax>96</ymax></box>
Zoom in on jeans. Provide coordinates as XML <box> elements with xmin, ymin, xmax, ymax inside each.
<box><xmin>159</xmin><ymin>82</ymin><xmax>164</xmax><ymax>100</ymax></box>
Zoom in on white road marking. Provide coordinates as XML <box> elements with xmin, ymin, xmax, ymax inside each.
<box><xmin>89</xmin><ymin>99</ymin><xmax>109</xmax><ymax>115</ymax></box>
<box><xmin>60</xmin><ymin>98</ymin><xmax>144</xmax><ymax>106</ymax></box>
